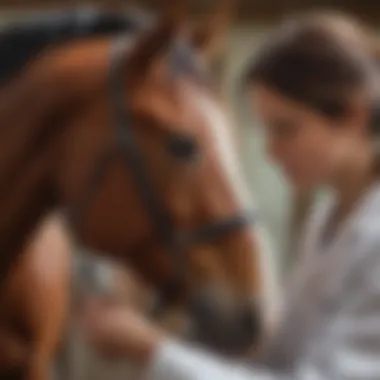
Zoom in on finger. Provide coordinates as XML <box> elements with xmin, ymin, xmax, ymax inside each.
<box><xmin>82</xmin><ymin>296</ymin><xmax>108</xmax><ymax>310</ymax></box>
<box><xmin>77</xmin><ymin>303</ymin><xmax>105</xmax><ymax>334</ymax></box>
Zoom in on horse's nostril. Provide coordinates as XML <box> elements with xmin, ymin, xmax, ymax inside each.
<box><xmin>240</xmin><ymin>306</ymin><xmax>261</xmax><ymax>340</ymax></box>
<box><xmin>187</xmin><ymin>295</ymin><xmax>262</xmax><ymax>352</ymax></box>
<box><xmin>188</xmin><ymin>295</ymin><xmax>214</xmax><ymax>324</ymax></box>
<box><xmin>241</xmin><ymin>309</ymin><xmax>253</xmax><ymax>329</ymax></box>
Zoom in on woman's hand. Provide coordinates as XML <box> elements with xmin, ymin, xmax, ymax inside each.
<box><xmin>79</xmin><ymin>298</ymin><xmax>165</xmax><ymax>364</ymax></box>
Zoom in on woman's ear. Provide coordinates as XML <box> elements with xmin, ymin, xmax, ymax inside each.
<box><xmin>190</xmin><ymin>1</ymin><xmax>234</xmax><ymax>63</ymax></box>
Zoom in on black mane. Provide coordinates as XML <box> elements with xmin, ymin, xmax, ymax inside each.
<box><xmin>0</xmin><ymin>7</ymin><xmax>151</xmax><ymax>84</ymax></box>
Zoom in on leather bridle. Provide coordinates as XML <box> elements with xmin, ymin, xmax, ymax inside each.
<box><xmin>71</xmin><ymin>37</ymin><xmax>256</xmax><ymax>314</ymax></box>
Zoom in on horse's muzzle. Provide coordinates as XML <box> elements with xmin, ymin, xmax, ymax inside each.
<box><xmin>186</xmin><ymin>291</ymin><xmax>262</xmax><ymax>354</ymax></box>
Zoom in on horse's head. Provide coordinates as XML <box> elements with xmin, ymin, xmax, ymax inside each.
<box><xmin>58</xmin><ymin>5</ymin><xmax>266</xmax><ymax>353</ymax></box>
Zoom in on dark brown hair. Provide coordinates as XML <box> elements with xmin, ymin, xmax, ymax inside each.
<box><xmin>245</xmin><ymin>11</ymin><xmax>380</xmax><ymax>135</ymax></box>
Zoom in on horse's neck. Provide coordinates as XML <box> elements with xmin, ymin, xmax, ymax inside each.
<box><xmin>0</xmin><ymin>39</ymin><xmax>113</xmax><ymax>286</ymax></box>
<box><xmin>0</xmin><ymin>151</ymin><xmax>57</xmax><ymax>288</ymax></box>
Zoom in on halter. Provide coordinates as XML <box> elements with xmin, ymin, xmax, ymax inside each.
<box><xmin>71</xmin><ymin>37</ymin><xmax>256</xmax><ymax>314</ymax></box>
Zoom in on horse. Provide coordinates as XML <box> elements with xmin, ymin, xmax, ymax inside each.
<box><xmin>0</xmin><ymin>5</ymin><xmax>275</xmax><ymax>379</ymax></box>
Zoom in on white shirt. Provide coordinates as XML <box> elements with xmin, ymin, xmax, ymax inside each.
<box><xmin>145</xmin><ymin>183</ymin><xmax>380</xmax><ymax>380</ymax></box>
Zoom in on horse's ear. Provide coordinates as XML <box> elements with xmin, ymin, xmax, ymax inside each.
<box><xmin>190</xmin><ymin>1</ymin><xmax>234</xmax><ymax>62</ymax></box>
<box><xmin>128</xmin><ymin>3</ymin><xmax>188</xmax><ymax>74</ymax></box>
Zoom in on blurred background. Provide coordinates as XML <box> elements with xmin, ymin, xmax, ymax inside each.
<box><xmin>0</xmin><ymin>0</ymin><xmax>376</xmax><ymax>379</ymax></box>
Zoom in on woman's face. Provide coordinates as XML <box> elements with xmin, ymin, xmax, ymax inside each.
<box><xmin>251</xmin><ymin>85</ymin><xmax>364</xmax><ymax>191</ymax></box>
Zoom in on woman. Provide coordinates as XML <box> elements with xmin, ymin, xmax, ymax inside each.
<box><xmin>80</xmin><ymin>11</ymin><xmax>380</xmax><ymax>379</ymax></box>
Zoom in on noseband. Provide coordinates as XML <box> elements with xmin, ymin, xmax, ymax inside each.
<box><xmin>71</xmin><ymin>37</ymin><xmax>256</xmax><ymax>314</ymax></box>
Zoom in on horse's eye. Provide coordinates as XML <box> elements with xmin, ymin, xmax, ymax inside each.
<box><xmin>166</xmin><ymin>134</ymin><xmax>198</xmax><ymax>161</ymax></box>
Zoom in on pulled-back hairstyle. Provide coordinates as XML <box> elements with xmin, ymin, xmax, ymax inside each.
<box><xmin>245</xmin><ymin>11</ymin><xmax>380</xmax><ymax>136</ymax></box>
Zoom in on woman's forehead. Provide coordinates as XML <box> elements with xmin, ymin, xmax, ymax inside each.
<box><xmin>252</xmin><ymin>86</ymin><xmax>301</xmax><ymax>115</ymax></box>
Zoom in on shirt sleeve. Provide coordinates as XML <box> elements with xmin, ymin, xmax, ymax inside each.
<box><xmin>145</xmin><ymin>238</ymin><xmax>380</xmax><ymax>380</ymax></box>
<box><xmin>146</xmin><ymin>340</ymin><xmax>279</xmax><ymax>380</ymax></box>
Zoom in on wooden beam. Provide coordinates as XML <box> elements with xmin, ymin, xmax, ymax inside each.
<box><xmin>0</xmin><ymin>1</ymin><xmax>378</xmax><ymax>15</ymax></box>
<box><xmin>0</xmin><ymin>1</ymin><xmax>378</xmax><ymax>26</ymax></box>
<box><xmin>235</xmin><ymin>2</ymin><xmax>380</xmax><ymax>25</ymax></box>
